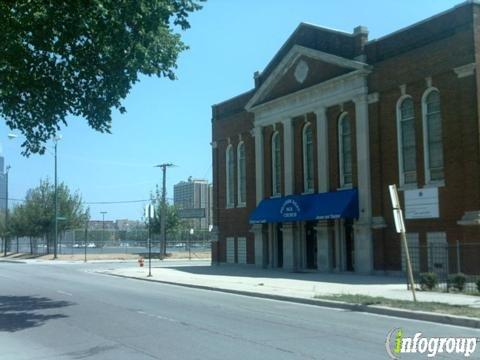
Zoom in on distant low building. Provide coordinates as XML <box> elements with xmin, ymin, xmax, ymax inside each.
<box><xmin>174</xmin><ymin>177</ymin><xmax>212</xmax><ymax>230</ymax></box>
<box><xmin>115</xmin><ymin>219</ymin><xmax>142</xmax><ymax>231</ymax></box>
<box><xmin>88</xmin><ymin>220</ymin><xmax>116</xmax><ymax>230</ymax></box>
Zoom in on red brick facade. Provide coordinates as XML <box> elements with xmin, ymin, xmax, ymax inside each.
<box><xmin>211</xmin><ymin>2</ymin><xmax>480</xmax><ymax>274</ymax></box>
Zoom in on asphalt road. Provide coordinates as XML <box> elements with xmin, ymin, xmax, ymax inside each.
<box><xmin>0</xmin><ymin>261</ymin><xmax>479</xmax><ymax>360</ymax></box>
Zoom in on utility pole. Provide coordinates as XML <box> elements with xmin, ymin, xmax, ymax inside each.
<box><xmin>154</xmin><ymin>163</ymin><xmax>174</xmax><ymax>256</ymax></box>
<box><xmin>101</xmin><ymin>211</ymin><xmax>107</xmax><ymax>247</ymax></box>
<box><xmin>4</xmin><ymin>165</ymin><xmax>10</xmax><ymax>257</ymax></box>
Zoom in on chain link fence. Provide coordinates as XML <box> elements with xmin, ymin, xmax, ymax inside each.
<box><xmin>1</xmin><ymin>228</ymin><xmax>213</xmax><ymax>258</ymax></box>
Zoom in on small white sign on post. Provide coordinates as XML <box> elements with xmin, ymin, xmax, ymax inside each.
<box><xmin>144</xmin><ymin>204</ymin><xmax>155</xmax><ymax>219</ymax></box>
<box><xmin>393</xmin><ymin>209</ymin><xmax>405</xmax><ymax>234</ymax></box>
<box><xmin>405</xmin><ymin>188</ymin><xmax>439</xmax><ymax>219</ymax></box>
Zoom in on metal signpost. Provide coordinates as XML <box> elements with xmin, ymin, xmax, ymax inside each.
<box><xmin>389</xmin><ymin>184</ymin><xmax>417</xmax><ymax>302</ymax></box>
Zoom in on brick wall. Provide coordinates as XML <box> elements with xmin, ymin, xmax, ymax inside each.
<box><xmin>212</xmin><ymin>2</ymin><xmax>480</xmax><ymax>271</ymax></box>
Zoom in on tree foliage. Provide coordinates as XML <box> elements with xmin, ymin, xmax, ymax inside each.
<box><xmin>148</xmin><ymin>186</ymin><xmax>184</xmax><ymax>235</ymax></box>
<box><xmin>9</xmin><ymin>179</ymin><xmax>88</xmax><ymax>240</ymax></box>
<box><xmin>0</xmin><ymin>0</ymin><xmax>204</xmax><ymax>155</ymax></box>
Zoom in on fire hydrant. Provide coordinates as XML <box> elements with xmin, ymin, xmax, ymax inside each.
<box><xmin>138</xmin><ymin>257</ymin><xmax>144</xmax><ymax>267</ymax></box>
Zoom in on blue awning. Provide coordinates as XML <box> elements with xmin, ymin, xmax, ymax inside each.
<box><xmin>249</xmin><ymin>189</ymin><xmax>358</xmax><ymax>224</ymax></box>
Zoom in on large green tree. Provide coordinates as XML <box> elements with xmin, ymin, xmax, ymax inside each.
<box><xmin>9</xmin><ymin>179</ymin><xmax>88</xmax><ymax>250</ymax></box>
<box><xmin>148</xmin><ymin>186</ymin><xmax>185</xmax><ymax>236</ymax></box>
<box><xmin>0</xmin><ymin>0</ymin><xmax>204</xmax><ymax>155</ymax></box>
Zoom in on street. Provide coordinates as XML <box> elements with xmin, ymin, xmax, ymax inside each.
<box><xmin>0</xmin><ymin>261</ymin><xmax>479</xmax><ymax>359</ymax></box>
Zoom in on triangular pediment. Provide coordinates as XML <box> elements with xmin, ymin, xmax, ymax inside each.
<box><xmin>246</xmin><ymin>45</ymin><xmax>369</xmax><ymax>111</ymax></box>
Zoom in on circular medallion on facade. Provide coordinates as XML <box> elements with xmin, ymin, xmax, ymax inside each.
<box><xmin>294</xmin><ymin>60</ymin><xmax>309</xmax><ymax>84</ymax></box>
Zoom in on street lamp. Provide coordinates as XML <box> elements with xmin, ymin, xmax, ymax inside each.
<box><xmin>100</xmin><ymin>211</ymin><xmax>107</xmax><ymax>247</ymax></box>
<box><xmin>53</xmin><ymin>134</ymin><xmax>62</xmax><ymax>259</ymax></box>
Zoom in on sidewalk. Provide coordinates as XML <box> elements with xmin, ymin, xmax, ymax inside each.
<box><xmin>103</xmin><ymin>264</ymin><xmax>480</xmax><ymax>307</ymax></box>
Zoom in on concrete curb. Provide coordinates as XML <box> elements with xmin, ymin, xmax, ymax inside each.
<box><xmin>0</xmin><ymin>259</ymin><xmax>25</xmax><ymax>264</ymax></box>
<box><xmin>102</xmin><ymin>272</ymin><xmax>480</xmax><ymax>329</ymax></box>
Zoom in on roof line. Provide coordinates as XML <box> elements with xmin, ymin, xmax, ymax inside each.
<box><xmin>212</xmin><ymin>88</ymin><xmax>255</xmax><ymax>108</ymax></box>
<box><xmin>369</xmin><ymin>0</ymin><xmax>476</xmax><ymax>43</ymax></box>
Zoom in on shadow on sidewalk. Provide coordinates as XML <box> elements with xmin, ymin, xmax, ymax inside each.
<box><xmin>158</xmin><ymin>265</ymin><xmax>406</xmax><ymax>285</ymax></box>
<box><xmin>0</xmin><ymin>295</ymin><xmax>74</xmax><ymax>332</ymax></box>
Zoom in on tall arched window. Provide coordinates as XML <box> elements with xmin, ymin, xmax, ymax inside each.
<box><xmin>226</xmin><ymin>144</ymin><xmax>235</xmax><ymax>207</ymax></box>
<box><xmin>422</xmin><ymin>89</ymin><xmax>444</xmax><ymax>182</ymax></box>
<box><xmin>338</xmin><ymin>113</ymin><xmax>352</xmax><ymax>187</ymax></box>
<box><xmin>397</xmin><ymin>97</ymin><xmax>417</xmax><ymax>185</ymax></box>
<box><xmin>237</xmin><ymin>142</ymin><xmax>246</xmax><ymax>205</ymax></box>
<box><xmin>303</xmin><ymin>123</ymin><xmax>314</xmax><ymax>192</ymax></box>
<box><xmin>271</xmin><ymin>131</ymin><xmax>281</xmax><ymax>196</ymax></box>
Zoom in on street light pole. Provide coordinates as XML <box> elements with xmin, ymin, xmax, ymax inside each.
<box><xmin>53</xmin><ymin>135</ymin><xmax>62</xmax><ymax>259</ymax></box>
<box><xmin>154</xmin><ymin>163</ymin><xmax>174</xmax><ymax>257</ymax></box>
<box><xmin>54</xmin><ymin>140</ymin><xmax>58</xmax><ymax>259</ymax></box>
<box><xmin>3</xmin><ymin>165</ymin><xmax>10</xmax><ymax>257</ymax></box>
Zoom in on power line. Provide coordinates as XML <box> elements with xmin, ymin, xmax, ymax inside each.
<box><xmin>84</xmin><ymin>199</ymin><xmax>150</xmax><ymax>205</ymax></box>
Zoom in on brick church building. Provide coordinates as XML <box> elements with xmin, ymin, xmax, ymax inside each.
<box><xmin>211</xmin><ymin>1</ymin><xmax>480</xmax><ymax>274</ymax></box>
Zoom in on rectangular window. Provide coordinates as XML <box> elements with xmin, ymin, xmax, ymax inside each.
<box><xmin>226</xmin><ymin>237</ymin><xmax>235</xmax><ymax>263</ymax></box>
<box><xmin>398</xmin><ymin>98</ymin><xmax>417</xmax><ymax>185</ymax></box>
<box><xmin>401</xmin><ymin>233</ymin><xmax>420</xmax><ymax>273</ymax></box>
<box><xmin>427</xmin><ymin>232</ymin><xmax>448</xmax><ymax>274</ymax></box>
<box><xmin>237</xmin><ymin>237</ymin><xmax>247</xmax><ymax>264</ymax></box>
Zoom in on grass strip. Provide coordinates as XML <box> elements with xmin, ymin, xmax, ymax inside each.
<box><xmin>314</xmin><ymin>294</ymin><xmax>480</xmax><ymax>318</ymax></box>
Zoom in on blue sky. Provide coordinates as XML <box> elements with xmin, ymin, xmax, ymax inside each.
<box><xmin>0</xmin><ymin>0</ymin><xmax>462</xmax><ymax>221</ymax></box>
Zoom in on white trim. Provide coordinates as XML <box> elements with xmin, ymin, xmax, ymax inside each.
<box><xmin>454</xmin><ymin>63</ymin><xmax>476</xmax><ymax>78</ymax></box>
<box><xmin>251</xmin><ymin>70</ymin><xmax>369</xmax><ymax>127</ymax></box>
<box><xmin>225</xmin><ymin>144</ymin><xmax>234</xmax><ymax>208</ymax></box>
<box><xmin>283</xmin><ymin>118</ymin><xmax>295</xmax><ymax>195</ymax></box>
<box><xmin>338</xmin><ymin>112</ymin><xmax>352</xmax><ymax>188</ymax></box>
<box><xmin>302</xmin><ymin>121</ymin><xmax>314</xmax><ymax>192</ymax></box>
<box><xmin>315</xmin><ymin>107</ymin><xmax>329</xmax><ymax>193</ymax></box>
<box><xmin>253</xmin><ymin>126</ymin><xmax>264</xmax><ymax>204</ymax></box>
<box><xmin>367</xmin><ymin>92</ymin><xmax>379</xmax><ymax>104</ymax></box>
<box><xmin>245</xmin><ymin>45</ymin><xmax>370</xmax><ymax>111</ymax></box>
<box><xmin>458</xmin><ymin>210</ymin><xmax>480</xmax><ymax>226</ymax></box>
<box><xmin>396</xmin><ymin>94</ymin><xmax>417</xmax><ymax>187</ymax></box>
<box><xmin>271</xmin><ymin>131</ymin><xmax>281</xmax><ymax>196</ymax></box>
<box><xmin>421</xmin><ymin>87</ymin><xmax>444</xmax><ymax>185</ymax></box>
<box><xmin>237</xmin><ymin>141</ymin><xmax>246</xmax><ymax>207</ymax></box>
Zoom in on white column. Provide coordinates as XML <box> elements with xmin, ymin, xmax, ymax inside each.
<box><xmin>315</xmin><ymin>107</ymin><xmax>329</xmax><ymax>193</ymax></box>
<box><xmin>282</xmin><ymin>223</ymin><xmax>296</xmax><ymax>271</ymax></box>
<box><xmin>316</xmin><ymin>220</ymin><xmax>332</xmax><ymax>272</ymax></box>
<box><xmin>251</xmin><ymin>224</ymin><xmax>265</xmax><ymax>268</ymax></box>
<box><xmin>353</xmin><ymin>94</ymin><xmax>373</xmax><ymax>274</ymax></box>
<box><xmin>282</xmin><ymin>118</ymin><xmax>294</xmax><ymax>195</ymax></box>
<box><xmin>253</xmin><ymin>126</ymin><xmax>264</xmax><ymax>204</ymax></box>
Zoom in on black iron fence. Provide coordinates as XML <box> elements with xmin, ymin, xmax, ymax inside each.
<box><xmin>406</xmin><ymin>243</ymin><xmax>480</xmax><ymax>293</ymax></box>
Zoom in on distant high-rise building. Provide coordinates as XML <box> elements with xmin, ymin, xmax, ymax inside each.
<box><xmin>173</xmin><ymin>177</ymin><xmax>212</xmax><ymax>230</ymax></box>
